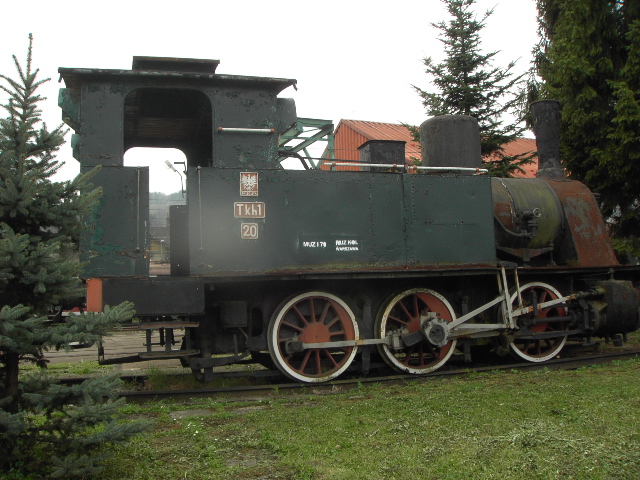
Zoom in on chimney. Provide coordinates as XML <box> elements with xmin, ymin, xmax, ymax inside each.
<box><xmin>531</xmin><ymin>100</ymin><xmax>565</xmax><ymax>180</ymax></box>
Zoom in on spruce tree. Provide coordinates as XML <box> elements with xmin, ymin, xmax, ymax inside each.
<box><xmin>412</xmin><ymin>0</ymin><xmax>534</xmax><ymax>176</ymax></box>
<box><xmin>0</xmin><ymin>36</ymin><xmax>146</xmax><ymax>478</ymax></box>
<box><xmin>532</xmin><ymin>0</ymin><xmax>640</xmax><ymax>254</ymax></box>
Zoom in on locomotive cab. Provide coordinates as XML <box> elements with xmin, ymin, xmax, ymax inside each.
<box><xmin>59</xmin><ymin>56</ymin><xmax>297</xmax><ymax>281</ymax></box>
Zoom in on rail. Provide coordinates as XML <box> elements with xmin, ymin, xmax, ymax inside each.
<box><xmin>53</xmin><ymin>349</ymin><xmax>640</xmax><ymax>403</ymax></box>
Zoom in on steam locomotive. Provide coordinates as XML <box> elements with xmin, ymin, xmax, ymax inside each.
<box><xmin>58</xmin><ymin>56</ymin><xmax>640</xmax><ymax>383</ymax></box>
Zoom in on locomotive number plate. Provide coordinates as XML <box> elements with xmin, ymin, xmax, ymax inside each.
<box><xmin>241</xmin><ymin>223</ymin><xmax>259</xmax><ymax>240</ymax></box>
<box><xmin>234</xmin><ymin>202</ymin><xmax>265</xmax><ymax>218</ymax></box>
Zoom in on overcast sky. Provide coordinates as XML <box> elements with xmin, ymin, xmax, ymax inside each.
<box><xmin>1</xmin><ymin>0</ymin><xmax>539</xmax><ymax>193</ymax></box>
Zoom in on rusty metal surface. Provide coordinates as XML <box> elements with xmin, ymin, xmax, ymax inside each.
<box><xmin>544</xmin><ymin>180</ymin><xmax>618</xmax><ymax>267</ymax></box>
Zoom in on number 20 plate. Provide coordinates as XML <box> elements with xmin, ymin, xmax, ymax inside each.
<box><xmin>241</xmin><ymin>223</ymin><xmax>259</xmax><ymax>240</ymax></box>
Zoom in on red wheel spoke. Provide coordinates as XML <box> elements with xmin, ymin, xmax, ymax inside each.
<box><xmin>318</xmin><ymin>301</ymin><xmax>330</xmax><ymax>325</ymax></box>
<box><xmin>412</xmin><ymin>295</ymin><xmax>420</xmax><ymax>319</ymax></box>
<box><xmin>399</xmin><ymin>301</ymin><xmax>414</xmax><ymax>323</ymax></box>
<box><xmin>430</xmin><ymin>343</ymin><xmax>443</xmax><ymax>360</ymax></box>
<box><xmin>324</xmin><ymin>350</ymin><xmax>338</xmax><ymax>367</ymax></box>
<box><xmin>388</xmin><ymin>314</ymin><xmax>409</xmax><ymax>326</ymax></box>
<box><xmin>402</xmin><ymin>346</ymin><xmax>414</xmax><ymax>365</ymax></box>
<box><xmin>281</xmin><ymin>321</ymin><xmax>303</xmax><ymax>333</ymax></box>
<box><xmin>297</xmin><ymin>349</ymin><xmax>312</xmax><ymax>373</ymax></box>
<box><xmin>309</xmin><ymin>298</ymin><xmax>316</xmax><ymax>323</ymax></box>
<box><xmin>292</xmin><ymin>306</ymin><xmax>309</xmax><ymax>325</ymax></box>
<box><xmin>326</xmin><ymin>316</ymin><xmax>340</xmax><ymax>330</ymax></box>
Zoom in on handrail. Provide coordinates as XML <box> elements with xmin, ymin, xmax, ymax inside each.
<box><xmin>323</xmin><ymin>161</ymin><xmax>488</xmax><ymax>174</ymax></box>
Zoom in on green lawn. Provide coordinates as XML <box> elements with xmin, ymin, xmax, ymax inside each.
<box><xmin>101</xmin><ymin>357</ymin><xmax>640</xmax><ymax>480</ymax></box>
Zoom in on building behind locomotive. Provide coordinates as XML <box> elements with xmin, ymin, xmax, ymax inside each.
<box><xmin>58</xmin><ymin>57</ymin><xmax>640</xmax><ymax>382</ymax></box>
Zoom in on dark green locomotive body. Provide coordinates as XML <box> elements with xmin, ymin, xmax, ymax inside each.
<box><xmin>185</xmin><ymin>168</ymin><xmax>495</xmax><ymax>276</ymax></box>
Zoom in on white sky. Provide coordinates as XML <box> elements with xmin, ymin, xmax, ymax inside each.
<box><xmin>0</xmin><ymin>0</ymin><xmax>539</xmax><ymax>193</ymax></box>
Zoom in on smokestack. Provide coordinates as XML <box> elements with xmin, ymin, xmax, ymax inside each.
<box><xmin>531</xmin><ymin>100</ymin><xmax>565</xmax><ymax>180</ymax></box>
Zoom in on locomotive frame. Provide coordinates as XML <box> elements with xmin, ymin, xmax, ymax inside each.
<box><xmin>58</xmin><ymin>56</ymin><xmax>640</xmax><ymax>383</ymax></box>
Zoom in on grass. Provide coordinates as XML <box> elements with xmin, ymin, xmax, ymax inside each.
<box><xmin>98</xmin><ymin>357</ymin><xmax>640</xmax><ymax>480</ymax></box>
<box><xmin>20</xmin><ymin>359</ymin><xmax>113</xmax><ymax>377</ymax></box>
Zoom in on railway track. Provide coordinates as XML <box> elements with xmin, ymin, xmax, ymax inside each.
<box><xmin>53</xmin><ymin>347</ymin><xmax>640</xmax><ymax>404</ymax></box>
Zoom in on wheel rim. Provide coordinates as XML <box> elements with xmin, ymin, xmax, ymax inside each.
<box><xmin>509</xmin><ymin>282</ymin><xmax>568</xmax><ymax>362</ymax></box>
<box><xmin>376</xmin><ymin>288</ymin><xmax>456</xmax><ymax>374</ymax></box>
<box><xmin>267</xmin><ymin>292</ymin><xmax>359</xmax><ymax>383</ymax></box>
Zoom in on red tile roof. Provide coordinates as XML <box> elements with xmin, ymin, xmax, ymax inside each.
<box><xmin>332</xmin><ymin>119</ymin><xmax>538</xmax><ymax>177</ymax></box>
<box><xmin>501</xmin><ymin>137</ymin><xmax>538</xmax><ymax>178</ymax></box>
